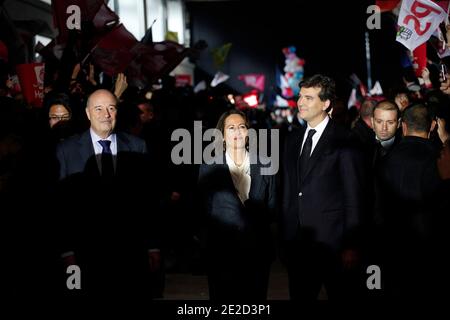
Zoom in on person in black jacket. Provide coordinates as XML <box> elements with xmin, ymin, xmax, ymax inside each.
<box><xmin>377</xmin><ymin>103</ymin><xmax>448</xmax><ymax>299</ymax></box>
<box><xmin>55</xmin><ymin>89</ymin><xmax>160</xmax><ymax>297</ymax></box>
<box><xmin>198</xmin><ymin>109</ymin><xmax>277</xmax><ymax>301</ymax></box>
<box><xmin>351</xmin><ymin>99</ymin><xmax>376</xmax><ymax>150</ymax></box>
<box><xmin>281</xmin><ymin>74</ymin><xmax>365</xmax><ymax>300</ymax></box>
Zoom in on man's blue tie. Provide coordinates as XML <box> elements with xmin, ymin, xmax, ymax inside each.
<box><xmin>98</xmin><ymin>140</ymin><xmax>114</xmax><ymax>177</ymax></box>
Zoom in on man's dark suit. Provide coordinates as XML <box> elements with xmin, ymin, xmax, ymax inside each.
<box><xmin>350</xmin><ymin>118</ymin><xmax>375</xmax><ymax>153</ymax></box>
<box><xmin>350</xmin><ymin>123</ymin><xmax>403</xmax><ymax>298</ymax></box>
<box><xmin>198</xmin><ymin>154</ymin><xmax>277</xmax><ymax>301</ymax></box>
<box><xmin>376</xmin><ymin>136</ymin><xmax>444</xmax><ymax>298</ymax></box>
<box><xmin>55</xmin><ymin>130</ymin><xmax>158</xmax><ymax>296</ymax></box>
<box><xmin>281</xmin><ymin>118</ymin><xmax>364</xmax><ymax>299</ymax></box>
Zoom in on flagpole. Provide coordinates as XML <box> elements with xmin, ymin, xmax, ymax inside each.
<box><xmin>143</xmin><ymin>0</ymin><xmax>148</xmax><ymax>30</ymax></box>
<box><xmin>365</xmin><ymin>31</ymin><xmax>373</xmax><ymax>93</ymax></box>
<box><xmin>446</xmin><ymin>1</ymin><xmax>450</xmax><ymax>25</ymax></box>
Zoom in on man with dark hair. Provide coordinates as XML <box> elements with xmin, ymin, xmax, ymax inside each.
<box><xmin>401</xmin><ymin>103</ymin><xmax>433</xmax><ymax>132</ymax></box>
<box><xmin>45</xmin><ymin>93</ymin><xmax>76</xmax><ymax>144</ymax></box>
<box><xmin>377</xmin><ymin>103</ymin><xmax>448</xmax><ymax>299</ymax></box>
<box><xmin>46</xmin><ymin>93</ymin><xmax>72</xmax><ymax>128</ymax></box>
<box><xmin>281</xmin><ymin>74</ymin><xmax>364</xmax><ymax>300</ymax></box>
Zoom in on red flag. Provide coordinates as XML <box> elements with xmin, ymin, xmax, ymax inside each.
<box><xmin>91</xmin><ymin>2</ymin><xmax>119</xmax><ymax>32</ymax></box>
<box><xmin>412</xmin><ymin>42</ymin><xmax>427</xmax><ymax>77</ymax></box>
<box><xmin>16</xmin><ymin>63</ymin><xmax>45</xmax><ymax>108</ymax></box>
<box><xmin>238</xmin><ymin>74</ymin><xmax>266</xmax><ymax>91</ymax></box>
<box><xmin>52</xmin><ymin>0</ymin><xmax>84</xmax><ymax>43</ymax></box>
<box><xmin>175</xmin><ymin>74</ymin><xmax>192</xmax><ymax>87</ymax></box>
<box><xmin>90</xmin><ymin>22</ymin><xmax>189</xmax><ymax>87</ymax></box>
<box><xmin>359</xmin><ymin>83</ymin><xmax>368</xmax><ymax>97</ymax></box>
<box><xmin>434</xmin><ymin>0</ymin><xmax>450</xmax><ymax>11</ymax></box>
<box><xmin>52</xmin><ymin>0</ymin><xmax>106</xmax><ymax>44</ymax></box>
<box><xmin>376</xmin><ymin>0</ymin><xmax>401</xmax><ymax>12</ymax></box>
<box><xmin>0</xmin><ymin>40</ymin><xmax>8</xmax><ymax>62</ymax></box>
<box><xmin>127</xmin><ymin>41</ymin><xmax>190</xmax><ymax>87</ymax></box>
<box><xmin>91</xmin><ymin>24</ymin><xmax>137</xmax><ymax>76</ymax></box>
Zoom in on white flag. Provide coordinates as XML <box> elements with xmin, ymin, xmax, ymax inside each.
<box><xmin>396</xmin><ymin>0</ymin><xmax>446</xmax><ymax>52</ymax></box>
<box><xmin>347</xmin><ymin>88</ymin><xmax>358</xmax><ymax>109</ymax></box>
<box><xmin>275</xmin><ymin>95</ymin><xmax>289</xmax><ymax>107</ymax></box>
<box><xmin>194</xmin><ymin>80</ymin><xmax>206</xmax><ymax>93</ymax></box>
<box><xmin>211</xmin><ymin>71</ymin><xmax>229</xmax><ymax>87</ymax></box>
<box><xmin>370</xmin><ymin>81</ymin><xmax>383</xmax><ymax>96</ymax></box>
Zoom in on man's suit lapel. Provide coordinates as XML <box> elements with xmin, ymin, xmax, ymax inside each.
<box><xmin>79</xmin><ymin>131</ymin><xmax>132</xmax><ymax>177</ymax></box>
<box><xmin>115</xmin><ymin>132</ymin><xmax>132</xmax><ymax>176</ymax></box>
<box><xmin>295</xmin><ymin>127</ymin><xmax>306</xmax><ymax>187</ymax></box>
<box><xmin>78</xmin><ymin>130</ymin><xmax>98</xmax><ymax>176</ymax></box>
<box><xmin>298</xmin><ymin>120</ymin><xmax>334</xmax><ymax>182</ymax></box>
<box><xmin>116</xmin><ymin>132</ymin><xmax>131</xmax><ymax>152</ymax></box>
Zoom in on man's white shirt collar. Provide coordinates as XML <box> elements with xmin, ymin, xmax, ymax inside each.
<box><xmin>89</xmin><ymin>129</ymin><xmax>117</xmax><ymax>173</ymax></box>
<box><xmin>301</xmin><ymin>115</ymin><xmax>330</xmax><ymax>155</ymax></box>
<box><xmin>90</xmin><ymin>129</ymin><xmax>117</xmax><ymax>155</ymax></box>
<box><xmin>376</xmin><ymin>135</ymin><xmax>396</xmax><ymax>149</ymax></box>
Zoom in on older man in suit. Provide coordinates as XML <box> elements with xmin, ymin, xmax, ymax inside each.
<box><xmin>281</xmin><ymin>74</ymin><xmax>364</xmax><ymax>300</ymax></box>
<box><xmin>55</xmin><ymin>89</ymin><xmax>160</xmax><ymax>296</ymax></box>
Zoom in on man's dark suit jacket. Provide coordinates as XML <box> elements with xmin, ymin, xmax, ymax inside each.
<box><xmin>281</xmin><ymin>119</ymin><xmax>364</xmax><ymax>252</ymax></box>
<box><xmin>376</xmin><ymin>136</ymin><xmax>447</xmax><ymax>297</ymax></box>
<box><xmin>55</xmin><ymin>130</ymin><xmax>158</xmax><ymax>294</ymax></box>
<box><xmin>350</xmin><ymin>118</ymin><xmax>375</xmax><ymax>153</ymax></box>
<box><xmin>57</xmin><ymin>130</ymin><xmax>147</xmax><ymax>179</ymax></box>
<box><xmin>377</xmin><ymin>136</ymin><xmax>442</xmax><ymax>245</ymax></box>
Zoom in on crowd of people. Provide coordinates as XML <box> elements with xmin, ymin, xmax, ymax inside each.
<box><xmin>2</xmin><ymin>54</ymin><xmax>450</xmax><ymax>301</ymax></box>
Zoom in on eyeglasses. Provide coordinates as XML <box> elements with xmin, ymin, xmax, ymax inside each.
<box><xmin>49</xmin><ymin>114</ymin><xmax>71</xmax><ymax>121</ymax></box>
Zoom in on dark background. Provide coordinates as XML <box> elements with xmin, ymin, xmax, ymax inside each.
<box><xmin>187</xmin><ymin>0</ymin><xmax>407</xmax><ymax>102</ymax></box>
